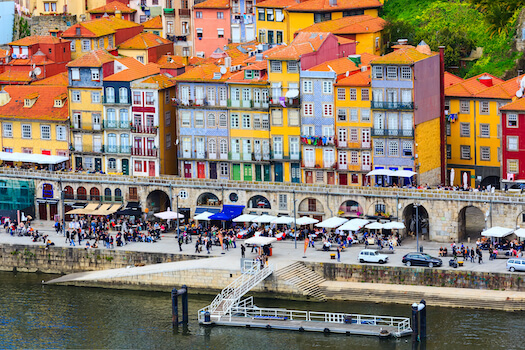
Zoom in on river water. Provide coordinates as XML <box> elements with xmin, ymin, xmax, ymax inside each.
<box><xmin>0</xmin><ymin>271</ymin><xmax>522</xmax><ymax>350</ymax></box>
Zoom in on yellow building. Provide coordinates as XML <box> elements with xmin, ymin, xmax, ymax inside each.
<box><xmin>142</xmin><ymin>16</ymin><xmax>164</xmax><ymax>37</ymax></box>
<box><xmin>445</xmin><ymin>73</ymin><xmax>508</xmax><ymax>188</ymax></box>
<box><xmin>117</xmin><ymin>32</ymin><xmax>173</xmax><ymax>64</ymax></box>
<box><xmin>255</xmin><ymin>0</ymin><xmax>297</xmax><ymax>45</ymax></box>
<box><xmin>32</xmin><ymin>0</ymin><xmax>106</xmax><ymax>19</ymax></box>
<box><xmin>0</xmin><ymin>85</ymin><xmax>69</xmax><ymax>158</ymax></box>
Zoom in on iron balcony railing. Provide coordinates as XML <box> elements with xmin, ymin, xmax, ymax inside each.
<box><xmin>132</xmin><ymin>148</ymin><xmax>158</xmax><ymax>157</ymax></box>
<box><xmin>102</xmin><ymin>95</ymin><xmax>131</xmax><ymax>105</ymax></box>
<box><xmin>103</xmin><ymin>120</ymin><xmax>132</xmax><ymax>129</ymax></box>
<box><xmin>371</xmin><ymin>101</ymin><xmax>414</xmax><ymax>110</ymax></box>
<box><xmin>371</xmin><ymin>128</ymin><xmax>414</xmax><ymax>137</ymax></box>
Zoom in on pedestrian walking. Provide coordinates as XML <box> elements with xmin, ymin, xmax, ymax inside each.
<box><xmin>470</xmin><ymin>248</ymin><xmax>475</xmax><ymax>263</ymax></box>
<box><xmin>206</xmin><ymin>238</ymin><xmax>211</xmax><ymax>254</ymax></box>
<box><xmin>241</xmin><ymin>244</ymin><xmax>246</xmax><ymax>258</ymax></box>
<box><xmin>478</xmin><ymin>250</ymin><xmax>483</xmax><ymax>264</ymax></box>
<box><xmin>178</xmin><ymin>236</ymin><xmax>183</xmax><ymax>252</ymax></box>
<box><xmin>336</xmin><ymin>246</ymin><xmax>341</xmax><ymax>262</ymax></box>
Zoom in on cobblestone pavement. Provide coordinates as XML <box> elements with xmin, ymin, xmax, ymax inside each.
<box><xmin>0</xmin><ymin>220</ymin><xmax>513</xmax><ymax>273</ymax></box>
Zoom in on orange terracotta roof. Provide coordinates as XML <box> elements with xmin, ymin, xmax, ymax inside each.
<box><xmin>9</xmin><ymin>35</ymin><xmax>69</xmax><ymax>46</ymax></box>
<box><xmin>500</xmin><ymin>97</ymin><xmax>525</xmax><ymax>111</ymax></box>
<box><xmin>444</xmin><ymin>72</ymin><xmax>463</xmax><ymax>87</ymax></box>
<box><xmin>62</xmin><ymin>16</ymin><xmax>141</xmax><ymax>38</ymax></box>
<box><xmin>157</xmin><ymin>55</ymin><xmax>186</xmax><ymax>69</ymax></box>
<box><xmin>335</xmin><ymin>70</ymin><xmax>371</xmax><ymax>87</ymax></box>
<box><xmin>226</xmin><ymin>69</ymin><xmax>268</xmax><ymax>84</ymax></box>
<box><xmin>255</xmin><ymin>0</ymin><xmax>297</xmax><ymax>8</ymax></box>
<box><xmin>336</xmin><ymin>36</ymin><xmax>355</xmax><ymax>45</ymax></box>
<box><xmin>31</xmin><ymin>72</ymin><xmax>69</xmax><ymax>86</ymax></box>
<box><xmin>118</xmin><ymin>32</ymin><xmax>171</xmax><ymax>49</ymax></box>
<box><xmin>117</xmin><ymin>56</ymin><xmax>151</xmax><ymax>71</ymax></box>
<box><xmin>173</xmin><ymin>63</ymin><xmax>234</xmax><ymax>82</ymax></box>
<box><xmin>299</xmin><ymin>15</ymin><xmax>386</xmax><ymax>35</ymax></box>
<box><xmin>242</xmin><ymin>60</ymin><xmax>267</xmax><ymax>71</ymax></box>
<box><xmin>371</xmin><ymin>47</ymin><xmax>438</xmax><ymax>65</ymax></box>
<box><xmin>308</xmin><ymin>52</ymin><xmax>379</xmax><ymax>74</ymax></box>
<box><xmin>445</xmin><ymin>73</ymin><xmax>504</xmax><ymax>98</ymax></box>
<box><xmin>391</xmin><ymin>44</ymin><xmax>415</xmax><ymax>50</ymax></box>
<box><xmin>105</xmin><ymin>62</ymin><xmax>160</xmax><ymax>81</ymax></box>
<box><xmin>55</xmin><ymin>92</ymin><xmax>68</xmax><ymax>100</ymax></box>
<box><xmin>195</xmin><ymin>0</ymin><xmax>230</xmax><ymax>8</ymax></box>
<box><xmin>475</xmin><ymin>74</ymin><xmax>524</xmax><ymax>100</ymax></box>
<box><xmin>142</xmin><ymin>16</ymin><xmax>163</xmax><ymax>29</ymax></box>
<box><xmin>244</xmin><ymin>45</ymin><xmax>281</xmax><ymax>63</ymax></box>
<box><xmin>0</xmin><ymin>49</ymin><xmax>8</xmax><ymax>57</ymax></box>
<box><xmin>287</xmin><ymin>0</ymin><xmax>382</xmax><ymax>12</ymax></box>
<box><xmin>66</xmin><ymin>49</ymin><xmax>116</xmax><ymax>67</ymax></box>
<box><xmin>88</xmin><ymin>1</ymin><xmax>136</xmax><ymax>13</ymax></box>
<box><xmin>0</xmin><ymin>71</ymin><xmax>32</xmax><ymax>83</ymax></box>
<box><xmin>140</xmin><ymin>74</ymin><xmax>176</xmax><ymax>89</ymax></box>
<box><xmin>0</xmin><ymin>85</ymin><xmax>68</xmax><ymax>121</ymax></box>
<box><xmin>25</xmin><ymin>92</ymin><xmax>39</xmax><ymax>99</ymax></box>
<box><xmin>203</xmin><ymin>46</ymin><xmax>249</xmax><ymax>66</ymax></box>
<box><xmin>266</xmin><ymin>32</ymin><xmax>330</xmax><ymax>60</ymax></box>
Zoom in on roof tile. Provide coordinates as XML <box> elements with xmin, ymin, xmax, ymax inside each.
<box><xmin>299</xmin><ymin>15</ymin><xmax>386</xmax><ymax>35</ymax></box>
<box><xmin>88</xmin><ymin>1</ymin><xmax>136</xmax><ymax>13</ymax></box>
<box><xmin>66</xmin><ymin>49</ymin><xmax>116</xmax><ymax>67</ymax></box>
<box><xmin>371</xmin><ymin>47</ymin><xmax>438</xmax><ymax>65</ymax></box>
<box><xmin>287</xmin><ymin>0</ymin><xmax>382</xmax><ymax>12</ymax></box>
<box><xmin>194</xmin><ymin>0</ymin><xmax>230</xmax><ymax>8</ymax></box>
<box><xmin>0</xmin><ymin>85</ymin><xmax>68</xmax><ymax>121</ymax></box>
<box><xmin>142</xmin><ymin>15</ymin><xmax>163</xmax><ymax>29</ymax></box>
<box><xmin>118</xmin><ymin>32</ymin><xmax>171</xmax><ymax>49</ymax></box>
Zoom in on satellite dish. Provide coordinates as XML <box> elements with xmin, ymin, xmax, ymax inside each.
<box><xmin>516</xmin><ymin>76</ymin><xmax>525</xmax><ymax>98</ymax></box>
<box><xmin>220</xmin><ymin>67</ymin><xmax>227</xmax><ymax>75</ymax></box>
<box><xmin>517</xmin><ymin>89</ymin><xmax>524</xmax><ymax>98</ymax></box>
<box><xmin>34</xmin><ymin>67</ymin><xmax>42</xmax><ymax>76</ymax></box>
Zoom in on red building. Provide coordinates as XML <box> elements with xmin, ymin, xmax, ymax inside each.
<box><xmin>500</xmin><ymin>97</ymin><xmax>525</xmax><ymax>186</ymax></box>
<box><xmin>0</xmin><ymin>35</ymin><xmax>71</xmax><ymax>86</ymax></box>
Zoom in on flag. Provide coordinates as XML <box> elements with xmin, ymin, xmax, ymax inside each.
<box><xmin>304</xmin><ymin>237</ymin><xmax>309</xmax><ymax>255</ymax></box>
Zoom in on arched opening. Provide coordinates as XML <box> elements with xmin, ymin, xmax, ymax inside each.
<box><xmin>458</xmin><ymin>206</ymin><xmax>485</xmax><ymax>242</ymax></box>
<box><xmin>480</xmin><ymin>176</ymin><xmax>500</xmax><ymax>190</ymax></box>
<box><xmin>367</xmin><ymin>202</ymin><xmax>389</xmax><ymax>218</ymax></box>
<box><xmin>104</xmin><ymin>188</ymin><xmax>112</xmax><ymax>201</ymax></box>
<box><xmin>90</xmin><ymin>187</ymin><xmax>100</xmax><ymax>201</ymax></box>
<box><xmin>338</xmin><ymin>200</ymin><xmax>363</xmax><ymax>217</ymax></box>
<box><xmin>42</xmin><ymin>184</ymin><xmax>53</xmax><ymax>198</ymax></box>
<box><xmin>247</xmin><ymin>195</ymin><xmax>271</xmax><ymax>209</ymax></box>
<box><xmin>115</xmin><ymin>188</ymin><xmax>122</xmax><ymax>202</ymax></box>
<box><xmin>196</xmin><ymin>192</ymin><xmax>220</xmax><ymax>206</ymax></box>
<box><xmin>146</xmin><ymin>190</ymin><xmax>171</xmax><ymax>214</ymax></box>
<box><xmin>77</xmin><ymin>187</ymin><xmax>87</xmax><ymax>200</ymax></box>
<box><xmin>64</xmin><ymin>186</ymin><xmax>74</xmax><ymax>199</ymax></box>
<box><xmin>402</xmin><ymin>204</ymin><xmax>430</xmax><ymax>239</ymax></box>
<box><xmin>298</xmin><ymin>198</ymin><xmax>325</xmax><ymax>222</ymax></box>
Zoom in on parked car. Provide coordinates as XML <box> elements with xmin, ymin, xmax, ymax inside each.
<box><xmin>402</xmin><ymin>252</ymin><xmax>442</xmax><ymax>268</ymax></box>
<box><xmin>358</xmin><ymin>249</ymin><xmax>389</xmax><ymax>264</ymax></box>
<box><xmin>507</xmin><ymin>258</ymin><xmax>525</xmax><ymax>272</ymax></box>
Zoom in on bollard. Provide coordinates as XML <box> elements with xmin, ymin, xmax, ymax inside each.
<box><xmin>171</xmin><ymin>288</ymin><xmax>179</xmax><ymax>327</ymax></box>
<box><xmin>411</xmin><ymin>303</ymin><xmax>419</xmax><ymax>343</ymax></box>
<box><xmin>419</xmin><ymin>299</ymin><xmax>427</xmax><ymax>339</ymax></box>
<box><xmin>204</xmin><ymin>311</ymin><xmax>211</xmax><ymax>323</ymax></box>
<box><xmin>181</xmin><ymin>285</ymin><xmax>189</xmax><ymax>325</ymax></box>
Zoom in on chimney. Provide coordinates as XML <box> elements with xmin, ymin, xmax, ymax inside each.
<box><xmin>478</xmin><ymin>74</ymin><xmax>493</xmax><ymax>87</ymax></box>
<box><xmin>115</xmin><ymin>10</ymin><xmax>122</xmax><ymax>19</ymax></box>
<box><xmin>397</xmin><ymin>38</ymin><xmax>408</xmax><ymax>46</ymax></box>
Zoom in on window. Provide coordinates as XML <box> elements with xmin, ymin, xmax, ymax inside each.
<box><xmin>91</xmin><ymin>68</ymin><xmax>99</xmax><ymax>81</ymax></box>
<box><xmin>81</xmin><ymin>40</ymin><xmax>90</xmax><ymax>52</ymax></box>
<box><xmin>218</xmin><ymin>28</ymin><xmax>224</xmax><ymax>38</ymax></box>
<box><xmin>401</xmin><ymin>66</ymin><xmax>412</xmax><ymax>80</ymax></box>
<box><xmin>303</xmin><ymin>80</ymin><xmax>313</xmax><ymax>93</ymax></box>
<box><xmin>446</xmin><ymin>123</ymin><xmax>451</xmax><ymax>136</ymax></box>
<box><xmin>258</xmin><ymin>30</ymin><xmax>266</xmax><ymax>43</ymax></box>
<box><xmin>270</xmin><ymin>61</ymin><xmax>282</xmax><ymax>73</ymax></box>
<box><xmin>322</xmin><ymin>104</ymin><xmax>333</xmax><ymax>117</ymax></box>
<box><xmin>480</xmin><ymin>146</ymin><xmax>490</xmax><ymax>161</ymax></box>
<box><xmin>322</xmin><ymin>81</ymin><xmax>332</xmax><ymax>94</ymax></box>
<box><xmin>145</xmin><ymin>92</ymin><xmax>154</xmax><ymax>105</ymax></box>
<box><xmin>22</xmin><ymin>124</ymin><xmax>31</xmax><ymax>139</ymax></box>
<box><xmin>460</xmin><ymin>100</ymin><xmax>470</xmax><ymax>114</ymax></box>
<box><xmin>181</xmin><ymin>111</ymin><xmax>191</xmax><ymax>127</ymax></box>
<box><xmin>2</xmin><ymin>123</ymin><xmax>12</xmax><ymax>137</ymax></box>
<box><xmin>196</xmin><ymin>28</ymin><xmax>203</xmax><ymax>39</ymax></box>
<box><xmin>108</xmin><ymin>36</ymin><xmax>114</xmax><ymax>48</ymax></box>
<box><xmin>507</xmin><ymin>113</ymin><xmax>518</xmax><ymax>127</ymax></box>
<box><xmin>287</xmin><ymin>61</ymin><xmax>298</xmax><ymax>73</ymax></box>
<box><xmin>372</xmin><ymin>66</ymin><xmax>383</xmax><ymax>79</ymax></box>
<box><xmin>195</xmin><ymin>112</ymin><xmax>204</xmax><ymax>127</ymax></box>
<box><xmin>231</xmin><ymin>114</ymin><xmax>239</xmax><ymax>128</ymax></box>
<box><xmin>242</xmin><ymin>114</ymin><xmax>251</xmax><ymax>128</ymax></box>
<box><xmin>262</xmin><ymin>115</ymin><xmax>270</xmax><ymax>129</ymax></box>
<box><xmin>336</xmin><ymin>88</ymin><xmax>346</xmax><ymax>100</ymax></box>
<box><xmin>271</xmin><ymin>109</ymin><xmax>282</xmax><ymax>125</ymax></box>
<box><xmin>132</xmin><ymin>91</ymin><xmax>141</xmax><ymax>105</ymax></box>
<box><xmin>134</xmin><ymin>160</ymin><xmax>143</xmax><ymax>172</ymax></box>
<box><xmin>276</xmin><ymin>31</ymin><xmax>283</xmax><ymax>44</ymax></box>
<box><xmin>119</xmin><ymin>88</ymin><xmax>128</xmax><ymax>104</ymax></box>
<box><xmin>386</xmin><ymin>66</ymin><xmax>397</xmax><ymax>79</ymax></box>
<box><xmin>388</xmin><ymin>140</ymin><xmax>398</xmax><ymax>156</ymax></box>
<box><xmin>374</xmin><ymin>140</ymin><xmax>384</xmax><ymax>156</ymax></box>
<box><xmin>258</xmin><ymin>9</ymin><xmax>265</xmax><ymax>21</ymax></box>
<box><xmin>288</xmin><ymin>109</ymin><xmax>299</xmax><ymax>126</ymax></box>
<box><xmin>40</xmin><ymin>125</ymin><xmax>51</xmax><ymax>140</ymax></box>
<box><xmin>337</xmin><ymin>109</ymin><xmax>347</xmax><ymax>121</ymax></box>
<box><xmin>165</xmin><ymin>111</ymin><xmax>171</xmax><ymax>126</ymax></box>
<box><xmin>71</xmin><ymin>68</ymin><xmax>80</xmax><ymax>80</ymax></box>
<box><xmin>361</xmin><ymin>88</ymin><xmax>370</xmax><ymax>101</ymax></box>
<box><xmin>446</xmin><ymin>144</ymin><xmax>451</xmax><ymax>159</ymax></box>
<box><xmin>508</xmin><ymin>160</ymin><xmax>519</xmax><ymax>173</ymax></box>
<box><xmin>219</xmin><ymin>114</ymin><xmax>227</xmax><ymax>127</ymax></box>
<box><xmin>140</xmin><ymin>15</ymin><xmax>147</xmax><ymax>23</ymax></box>
<box><xmin>480</xmin><ymin>101</ymin><xmax>489</xmax><ymax>114</ymax></box>
<box><xmin>445</xmin><ymin>100</ymin><xmax>450</xmax><ymax>112</ymax></box>
<box><xmin>314</xmin><ymin>12</ymin><xmax>331</xmax><ymax>23</ymax></box>
<box><xmin>207</xmin><ymin>113</ymin><xmax>215</xmax><ymax>127</ymax></box>
<box><xmin>460</xmin><ymin>145</ymin><xmax>471</xmax><ymax>159</ymax></box>
<box><xmin>267</xmin><ymin>9</ymin><xmax>274</xmax><ymax>21</ymax></box>
<box><xmin>303</xmin><ymin>103</ymin><xmax>313</xmax><ymax>116</ymax></box>
<box><xmin>196</xmin><ymin>11</ymin><xmax>202</xmax><ymax>18</ymax></box>
<box><xmin>72</xmin><ymin>91</ymin><xmax>81</xmax><ymax>102</ymax></box>
<box><xmin>106</xmin><ymin>87</ymin><xmax>115</xmax><ymax>103</ymax></box>
<box><xmin>22</xmin><ymin>147</ymin><xmax>32</xmax><ymax>154</ymax></box>
<box><xmin>217</xmin><ymin>11</ymin><xmax>224</xmax><ymax>19</ymax></box>
<box><xmin>349</xmin><ymin>128</ymin><xmax>358</xmax><ymax>141</ymax></box>
<box><xmin>361</xmin><ymin>109</ymin><xmax>370</xmax><ymax>122</ymax></box>
<box><xmin>278</xmin><ymin>194</ymin><xmax>287</xmax><ymax>210</ymax></box>
<box><xmin>508</xmin><ymin>136</ymin><xmax>518</xmax><ymax>151</ymax></box>
<box><xmin>480</xmin><ymin>124</ymin><xmax>490</xmax><ymax>138</ymax></box>
<box><xmin>220</xmin><ymin>163</ymin><xmax>229</xmax><ymax>176</ymax></box>
<box><xmin>91</xmin><ymin>92</ymin><xmax>100</xmax><ymax>103</ymax></box>
<box><xmin>275</xmin><ymin>9</ymin><xmax>284</xmax><ymax>21</ymax></box>
<box><xmin>460</xmin><ymin>123</ymin><xmax>470</xmax><ymax>137</ymax></box>
<box><xmin>349</xmin><ymin>88</ymin><xmax>357</xmax><ymax>101</ymax></box>
<box><xmin>350</xmin><ymin>108</ymin><xmax>358</xmax><ymax>121</ymax></box>
<box><xmin>167</xmin><ymin>21</ymin><xmax>173</xmax><ymax>33</ymax></box>
<box><xmin>99</xmin><ymin>38</ymin><xmax>104</xmax><ymax>49</ymax></box>
<box><xmin>70</xmin><ymin>40</ymin><xmax>76</xmax><ymax>52</ymax></box>
<box><xmin>182</xmin><ymin>22</ymin><xmax>189</xmax><ymax>35</ymax></box>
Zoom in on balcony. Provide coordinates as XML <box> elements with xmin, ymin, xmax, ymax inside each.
<box><xmin>371</xmin><ymin>101</ymin><xmax>414</xmax><ymax>110</ymax></box>
<box><xmin>71</xmin><ymin>124</ymin><xmax>102</xmax><ymax>132</ymax></box>
<box><xmin>301</xmin><ymin>135</ymin><xmax>335</xmax><ymax>146</ymax></box>
<box><xmin>163</xmin><ymin>8</ymin><xmax>175</xmax><ymax>15</ymax></box>
<box><xmin>106</xmin><ymin>145</ymin><xmax>131</xmax><ymax>154</ymax></box>
<box><xmin>179</xmin><ymin>8</ymin><xmax>190</xmax><ymax>17</ymax></box>
<box><xmin>228</xmin><ymin>152</ymin><xmax>271</xmax><ymax>161</ymax></box>
<box><xmin>228</xmin><ymin>99</ymin><xmax>255</xmax><ymax>108</ymax></box>
<box><xmin>71</xmin><ymin>144</ymin><xmax>104</xmax><ymax>153</ymax></box>
<box><xmin>371</xmin><ymin>128</ymin><xmax>414</xmax><ymax>137</ymax></box>
<box><xmin>270</xmin><ymin>97</ymin><xmax>300</xmax><ymax>108</ymax></box>
<box><xmin>103</xmin><ymin>120</ymin><xmax>131</xmax><ymax>129</ymax></box>
<box><xmin>103</xmin><ymin>96</ymin><xmax>131</xmax><ymax>105</ymax></box>
<box><xmin>132</xmin><ymin>148</ymin><xmax>158</xmax><ymax>157</ymax></box>
<box><xmin>132</xmin><ymin>125</ymin><xmax>158</xmax><ymax>134</ymax></box>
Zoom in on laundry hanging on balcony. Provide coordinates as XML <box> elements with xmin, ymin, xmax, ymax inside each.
<box><xmin>300</xmin><ymin>136</ymin><xmax>335</xmax><ymax>146</ymax></box>
<box><xmin>447</xmin><ymin>113</ymin><xmax>457</xmax><ymax>123</ymax></box>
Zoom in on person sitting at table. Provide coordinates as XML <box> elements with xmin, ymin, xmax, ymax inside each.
<box><xmin>443</xmin><ymin>247</ymin><xmax>448</xmax><ymax>256</ymax></box>
<box><xmin>323</xmin><ymin>240</ymin><xmax>331</xmax><ymax>251</ymax></box>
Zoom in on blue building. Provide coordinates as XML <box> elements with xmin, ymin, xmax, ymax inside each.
<box><xmin>231</xmin><ymin>0</ymin><xmax>257</xmax><ymax>43</ymax></box>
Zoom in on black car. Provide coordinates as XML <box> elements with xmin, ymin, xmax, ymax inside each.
<box><xmin>402</xmin><ymin>252</ymin><xmax>443</xmax><ymax>268</ymax></box>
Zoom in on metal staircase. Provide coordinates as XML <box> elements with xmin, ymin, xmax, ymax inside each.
<box><xmin>199</xmin><ymin>260</ymin><xmax>273</xmax><ymax>321</ymax></box>
<box><xmin>275</xmin><ymin>261</ymin><xmax>327</xmax><ymax>301</ymax></box>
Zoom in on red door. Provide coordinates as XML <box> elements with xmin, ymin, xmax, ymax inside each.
<box><xmin>339</xmin><ymin>173</ymin><xmax>348</xmax><ymax>185</ymax></box>
<box><xmin>184</xmin><ymin>162</ymin><xmax>192</xmax><ymax>178</ymax></box>
<box><xmin>38</xmin><ymin>203</ymin><xmax>47</xmax><ymax>220</ymax></box>
<box><xmin>306</xmin><ymin>171</ymin><xmax>313</xmax><ymax>184</ymax></box>
<box><xmin>148</xmin><ymin>161</ymin><xmax>156</xmax><ymax>176</ymax></box>
<box><xmin>197</xmin><ymin>162</ymin><xmax>205</xmax><ymax>178</ymax></box>
<box><xmin>49</xmin><ymin>203</ymin><xmax>58</xmax><ymax>220</ymax></box>
<box><xmin>327</xmin><ymin>172</ymin><xmax>335</xmax><ymax>185</ymax></box>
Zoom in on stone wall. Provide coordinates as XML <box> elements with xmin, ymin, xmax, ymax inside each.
<box><xmin>31</xmin><ymin>15</ymin><xmax>77</xmax><ymax>36</ymax></box>
<box><xmin>305</xmin><ymin>262</ymin><xmax>525</xmax><ymax>291</ymax></box>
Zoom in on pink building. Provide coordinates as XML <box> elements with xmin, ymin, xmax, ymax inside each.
<box><xmin>193</xmin><ymin>0</ymin><xmax>231</xmax><ymax>58</ymax></box>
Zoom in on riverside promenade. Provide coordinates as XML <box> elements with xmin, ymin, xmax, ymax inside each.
<box><xmin>3</xmin><ymin>220</ymin><xmax>525</xmax><ymax>311</ymax></box>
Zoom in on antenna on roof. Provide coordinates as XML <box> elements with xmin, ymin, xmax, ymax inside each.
<box><xmin>516</xmin><ymin>76</ymin><xmax>525</xmax><ymax>98</ymax></box>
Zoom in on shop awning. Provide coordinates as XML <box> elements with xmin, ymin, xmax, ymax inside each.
<box><xmin>382</xmin><ymin>221</ymin><xmax>406</xmax><ymax>229</ymax></box>
<box><xmin>482</xmin><ymin>226</ymin><xmax>514</xmax><ymax>238</ymax></box>
<box><xmin>115</xmin><ymin>202</ymin><xmax>142</xmax><ymax>216</ymax></box>
<box><xmin>366</xmin><ymin>222</ymin><xmax>385</xmax><ymax>230</ymax></box>
<box><xmin>194</xmin><ymin>211</ymin><xmax>215</xmax><ymax>221</ymax></box>
<box><xmin>154</xmin><ymin>209</ymin><xmax>184</xmax><ymax>220</ymax></box>
<box><xmin>209</xmin><ymin>205</ymin><xmax>244</xmax><ymax>221</ymax></box>
<box><xmin>0</xmin><ymin>151</ymin><xmax>69</xmax><ymax>165</ymax></box>
<box><xmin>271</xmin><ymin>216</ymin><xmax>295</xmax><ymax>224</ymax></box>
<box><xmin>252</xmin><ymin>214</ymin><xmax>278</xmax><ymax>223</ymax></box>
<box><xmin>514</xmin><ymin>228</ymin><xmax>525</xmax><ymax>238</ymax></box>
<box><xmin>295</xmin><ymin>216</ymin><xmax>319</xmax><ymax>225</ymax></box>
<box><xmin>65</xmin><ymin>203</ymin><xmax>99</xmax><ymax>215</ymax></box>
<box><xmin>195</xmin><ymin>207</ymin><xmax>220</xmax><ymax>215</ymax></box>
<box><xmin>338</xmin><ymin>218</ymin><xmax>370</xmax><ymax>231</ymax></box>
<box><xmin>315</xmin><ymin>216</ymin><xmax>348</xmax><ymax>228</ymax></box>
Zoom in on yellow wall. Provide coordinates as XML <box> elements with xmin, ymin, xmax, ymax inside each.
<box><xmin>288</xmin><ymin>12</ymin><xmax>314</xmax><ymax>39</ymax></box>
<box><xmin>144</xmin><ymin>28</ymin><xmax>164</xmax><ymax>38</ymax></box>
<box><xmin>118</xmin><ymin>48</ymin><xmax>150</xmax><ymax>64</ymax></box>
<box><xmin>255</xmin><ymin>8</ymin><xmax>290</xmax><ymax>44</ymax></box>
<box><xmin>415</xmin><ymin>117</ymin><xmax>441</xmax><ymax>177</ymax></box>
<box><xmin>0</xmin><ymin>119</ymin><xmax>69</xmax><ymax>155</ymax></box>
<box><xmin>68</xmin><ymin>35</ymin><xmax>113</xmax><ymax>60</ymax></box>
<box><xmin>356</xmin><ymin>32</ymin><xmax>382</xmax><ymax>56</ymax></box>
<box><xmin>32</xmin><ymin>0</ymin><xmax>106</xmax><ymax>18</ymax></box>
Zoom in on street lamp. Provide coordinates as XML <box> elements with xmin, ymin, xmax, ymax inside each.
<box><xmin>414</xmin><ymin>203</ymin><xmax>420</xmax><ymax>252</ymax></box>
<box><xmin>293</xmin><ymin>190</ymin><xmax>297</xmax><ymax>249</ymax></box>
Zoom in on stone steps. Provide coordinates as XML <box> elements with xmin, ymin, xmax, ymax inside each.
<box><xmin>275</xmin><ymin>262</ymin><xmax>327</xmax><ymax>301</ymax></box>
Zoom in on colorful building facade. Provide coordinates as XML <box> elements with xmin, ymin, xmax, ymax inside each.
<box><xmin>193</xmin><ymin>0</ymin><xmax>231</xmax><ymax>58</ymax></box>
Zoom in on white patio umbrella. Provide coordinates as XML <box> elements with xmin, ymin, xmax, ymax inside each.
<box><xmin>232</xmin><ymin>214</ymin><xmax>259</xmax><ymax>223</ymax></box>
<box><xmin>244</xmin><ymin>236</ymin><xmax>277</xmax><ymax>246</ymax></box>
<box><xmin>393</xmin><ymin>170</ymin><xmax>416</xmax><ymax>178</ymax></box>
<box><xmin>463</xmin><ymin>172</ymin><xmax>468</xmax><ymax>189</ymax></box>
<box><xmin>295</xmin><ymin>216</ymin><xmax>319</xmax><ymax>225</ymax></box>
<box><xmin>337</xmin><ymin>218</ymin><xmax>370</xmax><ymax>231</ymax></box>
<box><xmin>366</xmin><ymin>222</ymin><xmax>385</xmax><ymax>230</ymax></box>
<box><xmin>481</xmin><ymin>226</ymin><xmax>514</xmax><ymax>238</ymax></box>
<box><xmin>193</xmin><ymin>211</ymin><xmax>214</xmax><ymax>221</ymax></box>
<box><xmin>514</xmin><ymin>228</ymin><xmax>525</xmax><ymax>239</ymax></box>
<box><xmin>271</xmin><ymin>216</ymin><xmax>295</xmax><ymax>224</ymax></box>
<box><xmin>315</xmin><ymin>216</ymin><xmax>348</xmax><ymax>228</ymax></box>
<box><xmin>154</xmin><ymin>209</ymin><xmax>184</xmax><ymax>220</ymax></box>
<box><xmin>252</xmin><ymin>214</ymin><xmax>278</xmax><ymax>223</ymax></box>
<box><xmin>450</xmin><ymin>168</ymin><xmax>455</xmax><ymax>187</ymax></box>
<box><xmin>382</xmin><ymin>221</ymin><xmax>406</xmax><ymax>230</ymax></box>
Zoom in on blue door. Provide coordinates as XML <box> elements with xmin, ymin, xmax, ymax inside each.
<box><xmin>274</xmin><ymin>163</ymin><xmax>283</xmax><ymax>182</ymax></box>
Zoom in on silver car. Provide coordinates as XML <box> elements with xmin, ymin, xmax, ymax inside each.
<box><xmin>507</xmin><ymin>258</ymin><xmax>525</xmax><ymax>272</ymax></box>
